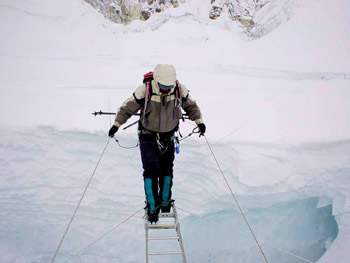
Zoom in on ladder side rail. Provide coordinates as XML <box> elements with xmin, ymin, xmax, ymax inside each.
<box><xmin>145</xmin><ymin>220</ymin><xmax>149</xmax><ymax>263</ymax></box>
<box><xmin>173</xmin><ymin>204</ymin><xmax>187</xmax><ymax>263</ymax></box>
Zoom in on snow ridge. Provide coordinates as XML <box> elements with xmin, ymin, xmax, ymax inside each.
<box><xmin>84</xmin><ymin>0</ymin><xmax>297</xmax><ymax>39</ymax></box>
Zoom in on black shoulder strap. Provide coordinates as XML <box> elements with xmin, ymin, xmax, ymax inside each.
<box><xmin>149</xmin><ymin>81</ymin><xmax>154</xmax><ymax>97</ymax></box>
<box><xmin>174</xmin><ymin>81</ymin><xmax>182</xmax><ymax>108</ymax></box>
<box><xmin>175</xmin><ymin>82</ymin><xmax>180</xmax><ymax>97</ymax></box>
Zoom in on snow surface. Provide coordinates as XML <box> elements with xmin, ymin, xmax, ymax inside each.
<box><xmin>0</xmin><ymin>0</ymin><xmax>349</xmax><ymax>262</ymax></box>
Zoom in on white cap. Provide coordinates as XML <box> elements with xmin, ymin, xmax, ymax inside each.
<box><xmin>153</xmin><ymin>64</ymin><xmax>177</xmax><ymax>86</ymax></box>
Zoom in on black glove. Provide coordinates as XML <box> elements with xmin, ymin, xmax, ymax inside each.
<box><xmin>197</xmin><ymin>123</ymin><xmax>206</xmax><ymax>137</ymax></box>
<box><xmin>108</xmin><ymin>125</ymin><xmax>119</xmax><ymax>137</ymax></box>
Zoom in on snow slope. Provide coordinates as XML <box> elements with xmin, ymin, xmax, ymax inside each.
<box><xmin>0</xmin><ymin>0</ymin><xmax>349</xmax><ymax>262</ymax></box>
<box><xmin>1</xmin><ymin>0</ymin><xmax>349</xmax><ymax>142</ymax></box>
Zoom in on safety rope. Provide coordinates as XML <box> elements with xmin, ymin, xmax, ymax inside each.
<box><xmin>113</xmin><ymin>128</ymin><xmax>199</xmax><ymax>149</ymax></box>
<box><xmin>62</xmin><ymin>208</ymin><xmax>143</xmax><ymax>263</ymax></box>
<box><xmin>56</xmin><ymin>122</ymin><xmax>313</xmax><ymax>263</ymax></box>
<box><xmin>204</xmin><ymin>135</ymin><xmax>269</xmax><ymax>263</ymax></box>
<box><xmin>114</xmin><ymin>137</ymin><xmax>139</xmax><ymax>149</ymax></box>
<box><xmin>184</xmin><ymin>120</ymin><xmax>243</xmax><ymax>145</ymax></box>
<box><xmin>50</xmin><ymin>138</ymin><xmax>111</xmax><ymax>263</ymax></box>
<box><xmin>213</xmin><ymin>123</ymin><xmax>244</xmax><ymax>145</ymax></box>
<box><xmin>178</xmin><ymin>127</ymin><xmax>200</xmax><ymax>141</ymax></box>
<box><xmin>177</xmin><ymin>206</ymin><xmax>315</xmax><ymax>263</ymax></box>
<box><xmin>52</xmin><ymin>132</ymin><xmax>313</xmax><ymax>263</ymax></box>
<box><xmin>60</xmin><ymin>203</ymin><xmax>315</xmax><ymax>263</ymax></box>
<box><xmin>174</xmin><ymin>122</ymin><xmax>243</xmax><ymax>172</ymax></box>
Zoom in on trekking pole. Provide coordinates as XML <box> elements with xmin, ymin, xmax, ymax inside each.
<box><xmin>123</xmin><ymin>120</ymin><xmax>139</xmax><ymax>130</ymax></box>
<box><xmin>91</xmin><ymin>110</ymin><xmax>189</xmax><ymax>119</ymax></box>
<box><xmin>92</xmin><ymin>110</ymin><xmax>142</xmax><ymax>117</ymax></box>
<box><xmin>92</xmin><ymin>110</ymin><xmax>116</xmax><ymax>116</ymax></box>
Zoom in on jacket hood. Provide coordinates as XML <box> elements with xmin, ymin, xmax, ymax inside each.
<box><xmin>153</xmin><ymin>64</ymin><xmax>177</xmax><ymax>86</ymax></box>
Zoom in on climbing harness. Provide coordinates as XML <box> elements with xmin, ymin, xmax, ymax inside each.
<box><xmin>112</xmin><ymin>126</ymin><xmax>200</xmax><ymax>154</ymax></box>
<box><xmin>156</xmin><ymin>132</ymin><xmax>168</xmax><ymax>154</ymax></box>
<box><xmin>114</xmin><ymin>137</ymin><xmax>139</xmax><ymax>149</ymax></box>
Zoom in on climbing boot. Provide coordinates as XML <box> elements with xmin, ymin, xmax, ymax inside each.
<box><xmin>147</xmin><ymin>210</ymin><xmax>159</xmax><ymax>224</ymax></box>
<box><xmin>160</xmin><ymin>199</ymin><xmax>174</xmax><ymax>213</ymax></box>
<box><xmin>145</xmin><ymin>203</ymin><xmax>159</xmax><ymax>224</ymax></box>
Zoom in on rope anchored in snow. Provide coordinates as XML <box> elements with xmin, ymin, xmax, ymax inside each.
<box><xmin>60</xmin><ymin>204</ymin><xmax>315</xmax><ymax>263</ymax></box>
<box><xmin>204</xmin><ymin>135</ymin><xmax>269</xmax><ymax>263</ymax></box>
<box><xmin>53</xmin><ymin>128</ymin><xmax>315</xmax><ymax>263</ymax></box>
<box><xmin>62</xmin><ymin>208</ymin><xmax>143</xmax><ymax>263</ymax></box>
<box><xmin>50</xmin><ymin>138</ymin><xmax>111</xmax><ymax>263</ymax></box>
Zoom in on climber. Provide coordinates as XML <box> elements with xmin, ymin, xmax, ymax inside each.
<box><xmin>108</xmin><ymin>64</ymin><xmax>205</xmax><ymax>223</ymax></box>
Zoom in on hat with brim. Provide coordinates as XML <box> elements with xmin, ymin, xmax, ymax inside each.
<box><xmin>154</xmin><ymin>64</ymin><xmax>177</xmax><ymax>87</ymax></box>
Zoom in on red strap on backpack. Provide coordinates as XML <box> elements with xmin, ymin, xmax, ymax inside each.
<box><xmin>175</xmin><ymin>80</ymin><xmax>180</xmax><ymax>99</ymax></box>
<box><xmin>146</xmin><ymin>81</ymin><xmax>151</xmax><ymax>102</ymax></box>
<box><xmin>143</xmin><ymin>72</ymin><xmax>153</xmax><ymax>103</ymax></box>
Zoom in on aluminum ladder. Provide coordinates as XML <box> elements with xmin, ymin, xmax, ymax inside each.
<box><xmin>145</xmin><ymin>202</ymin><xmax>187</xmax><ymax>263</ymax></box>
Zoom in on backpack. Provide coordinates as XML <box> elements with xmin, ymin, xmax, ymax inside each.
<box><xmin>142</xmin><ymin>72</ymin><xmax>182</xmax><ymax>115</ymax></box>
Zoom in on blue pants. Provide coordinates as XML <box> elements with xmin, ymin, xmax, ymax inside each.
<box><xmin>139</xmin><ymin>134</ymin><xmax>174</xmax><ymax>212</ymax></box>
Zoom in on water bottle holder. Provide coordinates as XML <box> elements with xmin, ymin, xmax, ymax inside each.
<box><xmin>174</xmin><ymin>136</ymin><xmax>180</xmax><ymax>154</ymax></box>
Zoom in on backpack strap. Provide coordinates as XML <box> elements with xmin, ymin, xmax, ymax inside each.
<box><xmin>142</xmin><ymin>79</ymin><xmax>182</xmax><ymax>126</ymax></box>
<box><xmin>142</xmin><ymin>71</ymin><xmax>154</xmax><ymax>113</ymax></box>
<box><xmin>174</xmin><ymin>80</ymin><xmax>182</xmax><ymax>108</ymax></box>
<box><xmin>142</xmin><ymin>81</ymin><xmax>153</xmax><ymax>127</ymax></box>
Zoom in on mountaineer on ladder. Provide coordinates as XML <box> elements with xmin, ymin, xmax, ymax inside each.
<box><xmin>108</xmin><ymin>64</ymin><xmax>205</xmax><ymax>223</ymax></box>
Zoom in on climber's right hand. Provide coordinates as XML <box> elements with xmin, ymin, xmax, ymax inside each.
<box><xmin>197</xmin><ymin>123</ymin><xmax>206</xmax><ymax>137</ymax></box>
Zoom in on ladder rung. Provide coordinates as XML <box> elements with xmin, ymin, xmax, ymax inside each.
<box><xmin>148</xmin><ymin>224</ymin><xmax>176</xmax><ymax>229</ymax></box>
<box><xmin>148</xmin><ymin>236</ymin><xmax>179</xmax><ymax>240</ymax></box>
<box><xmin>148</xmin><ymin>251</ymin><xmax>183</xmax><ymax>256</ymax></box>
<box><xmin>159</xmin><ymin>212</ymin><xmax>175</xmax><ymax>218</ymax></box>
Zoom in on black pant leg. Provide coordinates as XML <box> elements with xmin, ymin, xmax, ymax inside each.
<box><xmin>139</xmin><ymin>134</ymin><xmax>161</xmax><ymax>211</ymax></box>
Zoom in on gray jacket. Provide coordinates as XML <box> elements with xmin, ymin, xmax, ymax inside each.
<box><xmin>114</xmin><ymin>80</ymin><xmax>203</xmax><ymax>133</ymax></box>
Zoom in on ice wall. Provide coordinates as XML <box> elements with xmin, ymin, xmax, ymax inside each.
<box><xmin>0</xmin><ymin>126</ymin><xmax>344</xmax><ymax>263</ymax></box>
<box><xmin>183</xmin><ymin>197</ymin><xmax>338</xmax><ymax>263</ymax></box>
